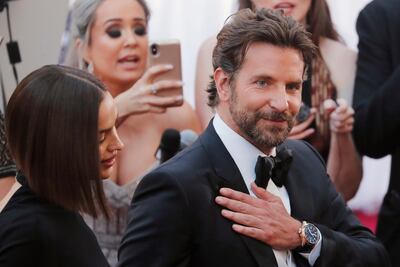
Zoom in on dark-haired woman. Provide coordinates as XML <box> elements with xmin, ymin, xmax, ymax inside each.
<box><xmin>0</xmin><ymin>65</ymin><xmax>123</xmax><ymax>267</ymax></box>
<box><xmin>62</xmin><ymin>0</ymin><xmax>200</xmax><ymax>265</ymax></box>
<box><xmin>195</xmin><ymin>0</ymin><xmax>362</xmax><ymax>201</ymax></box>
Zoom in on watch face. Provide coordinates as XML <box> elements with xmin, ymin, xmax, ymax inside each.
<box><xmin>304</xmin><ymin>224</ymin><xmax>320</xmax><ymax>245</ymax></box>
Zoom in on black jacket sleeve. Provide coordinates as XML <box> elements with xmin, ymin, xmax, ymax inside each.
<box><xmin>352</xmin><ymin>0</ymin><xmax>400</xmax><ymax>157</ymax></box>
<box><xmin>118</xmin><ymin>170</ymin><xmax>192</xmax><ymax>267</ymax></box>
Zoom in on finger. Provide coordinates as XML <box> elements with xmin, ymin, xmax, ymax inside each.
<box><xmin>221</xmin><ymin>209</ymin><xmax>261</xmax><ymax>228</ymax></box>
<box><xmin>323</xmin><ymin>99</ymin><xmax>337</xmax><ymax>115</ymax></box>
<box><xmin>215</xmin><ymin>196</ymin><xmax>254</xmax><ymax>214</ymax></box>
<box><xmin>332</xmin><ymin>116</ymin><xmax>354</xmax><ymax>128</ymax></box>
<box><xmin>331</xmin><ymin>122</ymin><xmax>353</xmax><ymax>133</ymax></box>
<box><xmin>219</xmin><ymin>187</ymin><xmax>258</xmax><ymax>206</ymax></box>
<box><xmin>336</xmin><ymin>98</ymin><xmax>348</xmax><ymax>107</ymax></box>
<box><xmin>142</xmin><ymin>64</ymin><xmax>174</xmax><ymax>82</ymax></box>
<box><xmin>232</xmin><ymin>224</ymin><xmax>266</xmax><ymax>241</ymax></box>
<box><xmin>146</xmin><ymin>95</ymin><xmax>183</xmax><ymax>107</ymax></box>
<box><xmin>330</xmin><ymin>110</ymin><xmax>354</xmax><ymax>123</ymax></box>
<box><xmin>151</xmin><ymin>80</ymin><xmax>184</xmax><ymax>92</ymax></box>
<box><xmin>251</xmin><ymin>182</ymin><xmax>277</xmax><ymax>202</ymax></box>
<box><xmin>288</xmin><ymin>128</ymin><xmax>315</xmax><ymax>140</ymax></box>
<box><xmin>147</xmin><ymin>106</ymin><xmax>167</xmax><ymax>114</ymax></box>
<box><xmin>332</xmin><ymin>124</ymin><xmax>354</xmax><ymax>133</ymax></box>
<box><xmin>134</xmin><ymin>104</ymin><xmax>167</xmax><ymax>114</ymax></box>
<box><xmin>334</xmin><ymin>99</ymin><xmax>352</xmax><ymax>115</ymax></box>
<box><xmin>292</xmin><ymin>114</ymin><xmax>315</xmax><ymax>133</ymax></box>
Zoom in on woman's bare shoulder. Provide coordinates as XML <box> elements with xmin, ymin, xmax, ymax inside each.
<box><xmin>319</xmin><ymin>37</ymin><xmax>358</xmax><ymax>103</ymax></box>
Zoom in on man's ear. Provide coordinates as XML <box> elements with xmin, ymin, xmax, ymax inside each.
<box><xmin>214</xmin><ymin>67</ymin><xmax>231</xmax><ymax>103</ymax></box>
<box><xmin>75</xmin><ymin>38</ymin><xmax>91</xmax><ymax>64</ymax></box>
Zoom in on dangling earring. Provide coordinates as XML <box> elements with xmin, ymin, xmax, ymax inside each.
<box><xmin>87</xmin><ymin>62</ymin><xmax>94</xmax><ymax>74</ymax></box>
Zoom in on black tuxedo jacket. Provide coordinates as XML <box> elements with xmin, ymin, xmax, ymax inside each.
<box><xmin>352</xmin><ymin>0</ymin><xmax>400</xmax><ymax>265</ymax></box>
<box><xmin>119</xmin><ymin>123</ymin><xmax>388</xmax><ymax>267</ymax></box>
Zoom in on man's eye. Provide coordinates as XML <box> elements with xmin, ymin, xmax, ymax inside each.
<box><xmin>106</xmin><ymin>29</ymin><xmax>122</xmax><ymax>38</ymax></box>
<box><xmin>287</xmin><ymin>83</ymin><xmax>301</xmax><ymax>91</ymax></box>
<box><xmin>134</xmin><ymin>26</ymin><xmax>147</xmax><ymax>36</ymax></box>
<box><xmin>255</xmin><ymin>80</ymin><xmax>268</xmax><ymax>88</ymax></box>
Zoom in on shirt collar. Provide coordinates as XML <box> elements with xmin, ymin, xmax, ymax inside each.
<box><xmin>213</xmin><ymin>113</ymin><xmax>276</xmax><ymax>189</ymax></box>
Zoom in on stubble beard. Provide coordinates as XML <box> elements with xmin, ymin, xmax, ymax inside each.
<box><xmin>229</xmin><ymin>88</ymin><xmax>295</xmax><ymax>149</ymax></box>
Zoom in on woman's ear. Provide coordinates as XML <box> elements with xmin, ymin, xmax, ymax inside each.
<box><xmin>214</xmin><ymin>67</ymin><xmax>231</xmax><ymax>103</ymax></box>
<box><xmin>75</xmin><ymin>38</ymin><xmax>91</xmax><ymax>64</ymax></box>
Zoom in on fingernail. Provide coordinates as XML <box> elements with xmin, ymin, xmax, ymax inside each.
<box><xmin>175</xmin><ymin>96</ymin><xmax>183</xmax><ymax>101</ymax></box>
<box><xmin>232</xmin><ymin>224</ymin><xmax>240</xmax><ymax>231</ymax></box>
<box><xmin>220</xmin><ymin>188</ymin><xmax>228</xmax><ymax>194</ymax></box>
<box><xmin>165</xmin><ymin>64</ymin><xmax>173</xmax><ymax>69</ymax></box>
<box><xmin>215</xmin><ymin>196</ymin><xmax>223</xmax><ymax>203</ymax></box>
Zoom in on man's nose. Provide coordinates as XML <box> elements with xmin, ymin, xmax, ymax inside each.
<box><xmin>269</xmin><ymin>86</ymin><xmax>289</xmax><ymax>112</ymax></box>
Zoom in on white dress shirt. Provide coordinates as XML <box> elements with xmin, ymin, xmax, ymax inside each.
<box><xmin>213</xmin><ymin>113</ymin><xmax>321</xmax><ymax>266</ymax></box>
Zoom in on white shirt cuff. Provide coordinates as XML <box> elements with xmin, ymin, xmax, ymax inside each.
<box><xmin>299</xmin><ymin>229</ymin><xmax>322</xmax><ymax>266</ymax></box>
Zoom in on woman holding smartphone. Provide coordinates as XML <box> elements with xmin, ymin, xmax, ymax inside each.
<box><xmin>63</xmin><ymin>0</ymin><xmax>200</xmax><ymax>265</ymax></box>
<box><xmin>0</xmin><ymin>65</ymin><xmax>123</xmax><ymax>266</ymax></box>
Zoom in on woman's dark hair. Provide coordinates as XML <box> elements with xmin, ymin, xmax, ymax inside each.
<box><xmin>238</xmin><ymin>0</ymin><xmax>339</xmax><ymax>44</ymax></box>
<box><xmin>207</xmin><ymin>8</ymin><xmax>316</xmax><ymax>107</ymax></box>
<box><xmin>6</xmin><ymin>65</ymin><xmax>109</xmax><ymax>218</ymax></box>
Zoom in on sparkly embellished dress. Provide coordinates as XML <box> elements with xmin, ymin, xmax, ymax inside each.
<box><xmin>84</xmin><ymin>179</ymin><xmax>141</xmax><ymax>267</ymax></box>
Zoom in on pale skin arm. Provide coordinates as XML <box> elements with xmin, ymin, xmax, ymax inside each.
<box><xmin>0</xmin><ymin>176</ymin><xmax>15</xmax><ymax>202</ymax></box>
<box><xmin>325</xmin><ymin>99</ymin><xmax>362</xmax><ymax>201</ymax></box>
<box><xmin>215</xmin><ymin>183</ymin><xmax>302</xmax><ymax>250</ymax></box>
<box><xmin>115</xmin><ymin>64</ymin><xmax>184</xmax><ymax>126</ymax></box>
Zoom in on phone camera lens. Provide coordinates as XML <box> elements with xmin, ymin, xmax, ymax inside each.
<box><xmin>150</xmin><ymin>44</ymin><xmax>159</xmax><ymax>56</ymax></box>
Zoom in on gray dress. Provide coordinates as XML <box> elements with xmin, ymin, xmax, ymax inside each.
<box><xmin>84</xmin><ymin>179</ymin><xmax>140</xmax><ymax>267</ymax></box>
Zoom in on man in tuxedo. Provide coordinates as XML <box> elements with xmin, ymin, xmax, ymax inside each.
<box><xmin>119</xmin><ymin>8</ymin><xmax>388</xmax><ymax>267</ymax></box>
<box><xmin>352</xmin><ymin>0</ymin><xmax>400</xmax><ymax>265</ymax></box>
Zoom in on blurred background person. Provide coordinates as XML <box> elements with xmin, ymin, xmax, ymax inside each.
<box><xmin>0</xmin><ymin>111</ymin><xmax>16</xmax><ymax>201</ymax></box>
<box><xmin>0</xmin><ymin>65</ymin><xmax>122</xmax><ymax>266</ymax></box>
<box><xmin>61</xmin><ymin>0</ymin><xmax>200</xmax><ymax>265</ymax></box>
<box><xmin>352</xmin><ymin>0</ymin><xmax>400</xmax><ymax>264</ymax></box>
<box><xmin>195</xmin><ymin>0</ymin><xmax>362</xmax><ymax>201</ymax></box>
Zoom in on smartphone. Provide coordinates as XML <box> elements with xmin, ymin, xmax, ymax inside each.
<box><xmin>296</xmin><ymin>103</ymin><xmax>311</xmax><ymax>123</ymax></box>
<box><xmin>148</xmin><ymin>39</ymin><xmax>183</xmax><ymax>97</ymax></box>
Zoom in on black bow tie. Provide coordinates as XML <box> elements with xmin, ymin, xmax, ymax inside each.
<box><xmin>255</xmin><ymin>148</ymin><xmax>293</xmax><ymax>188</ymax></box>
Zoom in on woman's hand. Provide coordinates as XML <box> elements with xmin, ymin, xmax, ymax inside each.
<box><xmin>324</xmin><ymin>99</ymin><xmax>354</xmax><ymax>134</ymax></box>
<box><xmin>288</xmin><ymin>108</ymin><xmax>316</xmax><ymax>140</ymax></box>
<box><xmin>115</xmin><ymin>64</ymin><xmax>184</xmax><ymax>119</ymax></box>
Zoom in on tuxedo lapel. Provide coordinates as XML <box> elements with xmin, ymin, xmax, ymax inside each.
<box><xmin>282</xmin><ymin>142</ymin><xmax>317</xmax><ymax>221</ymax></box>
<box><xmin>200</xmin><ymin>122</ymin><xmax>278</xmax><ymax>267</ymax></box>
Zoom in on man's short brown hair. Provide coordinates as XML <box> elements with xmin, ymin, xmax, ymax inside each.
<box><xmin>207</xmin><ymin>8</ymin><xmax>316</xmax><ymax>108</ymax></box>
